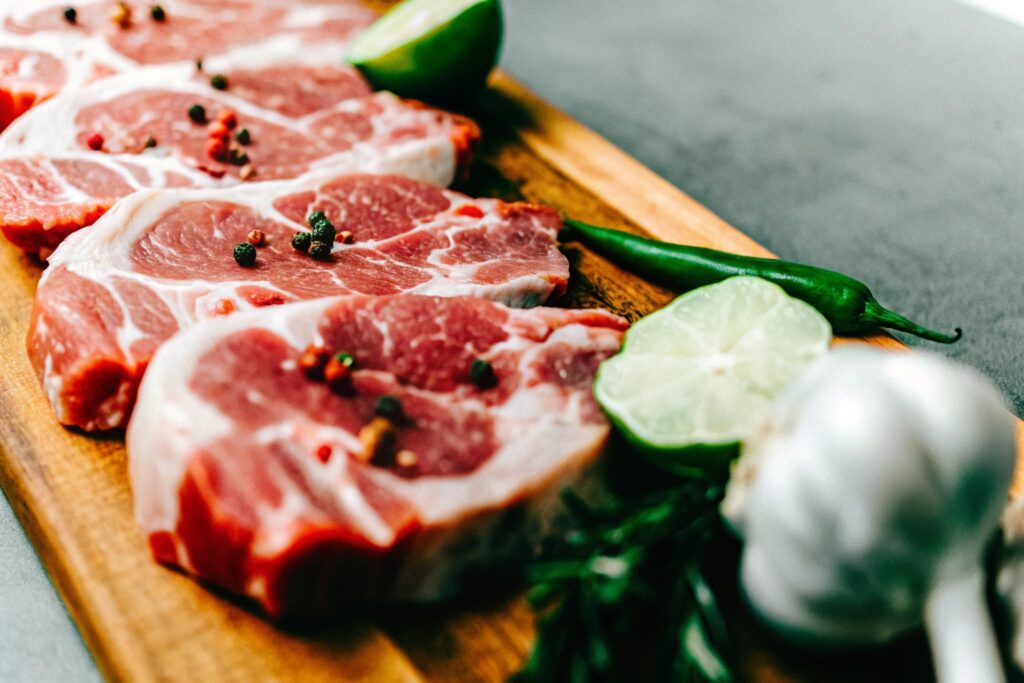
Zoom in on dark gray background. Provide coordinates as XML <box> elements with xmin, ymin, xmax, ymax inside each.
<box><xmin>1</xmin><ymin>0</ymin><xmax>1021</xmax><ymax>678</ymax></box>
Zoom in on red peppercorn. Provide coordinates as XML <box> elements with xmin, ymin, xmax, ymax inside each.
<box><xmin>206</xmin><ymin>120</ymin><xmax>230</xmax><ymax>141</ymax></box>
<box><xmin>85</xmin><ymin>133</ymin><xmax>104</xmax><ymax>151</ymax></box>
<box><xmin>316</xmin><ymin>445</ymin><xmax>332</xmax><ymax>463</ymax></box>
<box><xmin>336</xmin><ymin>230</ymin><xmax>354</xmax><ymax>244</ymax></box>
<box><xmin>455</xmin><ymin>204</ymin><xmax>485</xmax><ymax>219</ymax></box>
<box><xmin>298</xmin><ymin>344</ymin><xmax>329</xmax><ymax>380</ymax></box>
<box><xmin>246</xmin><ymin>229</ymin><xmax>265</xmax><ymax>246</ymax></box>
<box><xmin>205</xmin><ymin>137</ymin><xmax>228</xmax><ymax>162</ymax></box>
<box><xmin>214</xmin><ymin>299</ymin><xmax>235</xmax><ymax>316</ymax></box>
<box><xmin>197</xmin><ymin>165</ymin><xmax>226</xmax><ymax>179</ymax></box>
<box><xmin>216</xmin><ymin>109</ymin><xmax>238</xmax><ymax>130</ymax></box>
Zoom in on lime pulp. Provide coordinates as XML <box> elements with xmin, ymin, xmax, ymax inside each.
<box><xmin>595</xmin><ymin>276</ymin><xmax>832</xmax><ymax>473</ymax></box>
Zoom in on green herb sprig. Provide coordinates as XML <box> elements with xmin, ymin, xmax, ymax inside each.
<box><xmin>516</xmin><ymin>482</ymin><xmax>735</xmax><ymax>683</ymax></box>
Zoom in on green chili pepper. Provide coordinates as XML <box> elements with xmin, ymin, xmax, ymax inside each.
<box><xmin>560</xmin><ymin>220</ymin><xmax>961</xmax><ymax>343</ymax></box>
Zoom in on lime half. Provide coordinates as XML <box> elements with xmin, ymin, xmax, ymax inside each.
<box><xmin>595</xmin><ymin>276</ymin><xmax>832</xmax><ymax>474</ymax></box>
<box><xmin>347</xmin><ymin>0</ymin><xmax>503</xmax><ymax>104</ymax></box>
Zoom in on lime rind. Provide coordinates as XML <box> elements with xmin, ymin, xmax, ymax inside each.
<box><xmin>594</xmin><ymin>276</ymin><xmax>832</xmax><ymax>472</ymax></box>
<box><xmin>347</xmin><ymin>0</ymin><xmax>503</xmax><ymax>104</ymax></box>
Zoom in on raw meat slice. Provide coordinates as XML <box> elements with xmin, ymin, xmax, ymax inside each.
<box><xmin>0</xmin><ymin>63</ymin><xmax>479</xmax><ymax>257</ymax></box>
<box><xmin>128</xmin><ymin>294</ymin><xmax>627</xmax><ymax>617</ymax></box>
<box><xmin>29</xmin><ymin>173</ymin><xmax>570</xmax><ymax>431</ymax></box>
<box><xmin>0</xmin><ymin>0</ymin><xmax>377</xmax><ymax>128</ymax></box>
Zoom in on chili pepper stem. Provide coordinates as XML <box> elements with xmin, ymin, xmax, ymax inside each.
<box><xmin>861</xmin><ymin>300</ymin><xmax>962</xmax><ymax>344</ymax></box>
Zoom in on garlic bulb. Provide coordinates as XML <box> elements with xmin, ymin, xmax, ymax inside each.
<box><xmin>724</xmin><ymin>346</ymin><xmax>1016</xmax><ymax>683</ymax></box>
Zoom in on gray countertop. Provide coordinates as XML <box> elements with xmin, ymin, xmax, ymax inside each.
<box><xmin>2</xmin><ymin>0</ymin><xmax>1021</xmax><ymax>679</ymax></box>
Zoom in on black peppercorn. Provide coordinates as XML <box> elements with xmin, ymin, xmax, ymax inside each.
<box><xmin>233</xmin><ymin>242</ymin><xmax>256</xmax><ymax>267</ymax></box>
<box><xmin>188</xmin><ymin>103</ymin><xmax>206</xmax><ymax>123</ymax></box>
<box><xmin>374</xmin><ymin>395</ymin><xmax>404</xmax><ymax>421</ymax></box>
<box><xmin>469</xmin><ymin>359</ymin><xmax>497</xmax><ymax>389</ymax></box>
<box><xmin>308</xmin><ymin>240</ymin><xmax>332</xmax><ymax>260</ymax></box>
<box><xmin>308</xmin><ymin>211</ymin><xmax>336</xmax><ymax>244</ymax></box>
<box><xmin>210</xmin><ymin>73</ymin><xmax>228</xmax><ymax>90</ymax></box>
<box><xmin>291</xmin><ymin>232</ymin><xmax>312</xmax><ymax>252</ymax></box>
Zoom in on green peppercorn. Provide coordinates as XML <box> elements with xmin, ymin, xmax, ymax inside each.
<box><xmin>374</xmin><ymin>395</ymin><xmax>404</xmax><ymax>420</ymax></box>
<box><xmin>188</xmin><ymin>103</ymin><xmax>206</xmax><ymax>123</ymax></box>
<box><xmin>228</xmin><ymin>149</ymin><xmax>249</xmax><ymax>166</ymax></box>
<box><xmin>333</xmin><ymin>352</ymin><xmax>355</xmax><ymax>368</ymax></box>
<box><xmin>63</xmin><ymin>6</ymin><xmax>77</xmax><ymax>23</ymax></box>
<box><xmin>308</xmin><ymin>240</ymin><xmax>332</xmax><ymax>260</ymax></box>
<box><xmin>291</xmin><ymin>232</ymin><xmax>312</xmax><ymax>252</ymax></box>
<box><xmin>308</xmin><ymin>211</ymin><xmax>336</xmax><ymax>244</ymax></box>
<box><xmin>235</xmin><ymin>128</ymin><xmax>251</xmax><ymax>145</ymax></box>
<box><xmin>150</xmin><ymin>4</ymin><xmax>165</xmax><ymax>21</ymax></box>
<box><xmin>233</xmin><ymin>242</ymin><xmax>256</xmax><ymax>267</ymax></box>
<box><xmin>469</xmin><ymin>359</ymin><xmax>497</xmax><ymax>389</ymax></box>
<box><xmin>210</xmin><ymin>73</ymin><xmax>228</xmax><ymax>90</ymax></box>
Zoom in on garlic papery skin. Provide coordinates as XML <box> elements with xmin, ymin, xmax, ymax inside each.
<box><xmin>723</xmin><ymin>346</ymin><xmax>1016</xmax><ymax>683</ymax></box>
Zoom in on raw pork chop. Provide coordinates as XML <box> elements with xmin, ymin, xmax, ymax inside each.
<box><xmin>29</xmin><ymin>173</ymin><xmax>570</xmax><ymax>431</ymax></box>
<box><xmin>128</xmin><ymin>294</ymin><xmax>627</xmax><ymax>617</ymax></box>
<box><xmin>0</xmin><ymin>0</ymin><xmax>376</xmax><ymax>128</ymax></box>
<box><xmin>0</xmin><ymin>63</ymin><xmax>478</xmax><ymax>256</ymax></box>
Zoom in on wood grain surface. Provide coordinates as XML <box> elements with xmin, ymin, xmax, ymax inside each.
<box><xmin>0</xmin><ymin>70</ymin><xmax>1018</xmax><ymax>682</ymax></box>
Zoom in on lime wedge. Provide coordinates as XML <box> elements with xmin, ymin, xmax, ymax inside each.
<box><xmin>347</xmin><ymin>0</ymin><xmax>503</xmax><ymax>104</ymax></box>
<box><xmin>595</xmin><ymin>276</ymin><xmax>832</xmax><ymax>474</ymax></box>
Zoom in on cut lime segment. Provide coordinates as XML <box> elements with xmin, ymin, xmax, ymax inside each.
<box><xmin>347</xmin><ymin>0</ymin><xmax>503</xmax><ymax>104</ymax></box>
<box><xmin>595</xmin><ymin>276</ymin><xmax>832</xmax><ymax>473</ymax></box>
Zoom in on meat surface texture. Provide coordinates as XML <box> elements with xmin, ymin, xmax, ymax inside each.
<box><xmin>0</xmin><ymin>0</ymin><xmax>377</xmax><ymax>128</ymax></box>
<box><xmin>28</xmin><ymin>173</ymin><xmax>570</xmax><ymax>431</ymax></box>
<box><xmin>0</xmin><ymin>63</ymin><xmax>478</xmax><ymax>257</ymax></box>
<box><xmin>128</xmin><ymin>295</ymin><xmax>626</xmax><ymax>617</ymax></box>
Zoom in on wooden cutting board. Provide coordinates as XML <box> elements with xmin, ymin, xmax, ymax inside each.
<box><xmin>0</xmin><ymin>70</ymin><xmax>1020</xmax><ymax>682</ymax></box>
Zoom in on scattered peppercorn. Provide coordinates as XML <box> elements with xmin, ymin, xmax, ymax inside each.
<box><xmin>337</xmin><ymin>230</ymin><xmax>354</xmax><ymax>244</ymax></box>
<box><xmin>469</xmin><ymin>358</ymin><xmax>497</xmax><ymax>389</ymax></box>
<box><xmin>214</xmin><ymin>299</ymin><xmax>235</xmax><ymax>316</ymax></box>
<box><xmin>86</xmin><ymin>133</ymin><xmax>104</xmax><ymax>151</ymax></box>
<box><xmin>291</xmin><ymin>232</ymin><xmax>312</xmax><ymax>252</ymax></box>
<box><xmin>233</xmin><ymin>242</ymin><xmax>256</xmax><ymax>266</ymax></box>
<box><xmin>246</xmin><ymin>229</ymin><xmax>265</xmax><ymax>246</ymax></box>
<box><xmin>315</xmin><ymin>445</ymin><xmax>332</xmax><ymax>463</ymax></box>
<box><xmin>207</xmin><ymin>120</ymin><xmax>230</xmax><ymax>141</ymax></box>
<box><xmin>150</xmin><ymin>4</ymin><xmax>165</xmax><ymax>21</ymax></box>
<box><xmin>195</xmin><ymin>59</ymin><xmax>203</xmax><ymax>72</ymax></box>
<box><xmin>374</xmin><ymin>395</ymin><xmax>404</xmax><ymax>421</ymax></box>
<box><xmin>216</xmin><ymin>109</ymin><xmax>238</xmax><ymax>130</ymax></box>
<box><xmin>239</xmin><ymin>163</ymin><xmax>257</xmax><ymax>181</ymax></box>
<box><xmin>396</xmin><ymin>449</ymin><xmax>418</xmax><ymax>468</ymax></box>
<box><xmin>63</xmin><ymin>6</ymin><xmax>77</xmax><ymax>24</ymax></box>
<box><xmin>324</xmin><ymin>352</ymin><xmax>355</xmax><ymax>391</ymax></box>
<box><xmin>205</xmin><ymin>137</ymin><xmax>228</xmax><ymax>162</ymax></box>
<box><xmin>299</xmin><ymin>344</ymin><xmax>329</xmax><ymax>379</ymax></box>
<box><xmin>358</xmin><ymin>417</ymin><xmax>397</xmax><ymax>464</ymax></box>
<box><xmin>210</xmin><ymin>73</ymin><xmax>228</xmax><ymax>90</ymax></box>
<box><xmin>143</xmin><ymin>135</ymin><xmax>157</xmax><ymax>149</ymax></box>
<box><xmin>228</xmin><ymin>149</ymin><xmax>249</xmax><ymax>166</ymax></box>
<box><xmin>455</xmin><ymin>204</ymin><xmax>485</xmax><ymax>219</ymax></box>
<box><xmin>111</xmin><ymin>1</ymin><xmax>131</xmax><ymax>28</ymax></box>
<box><xmin>197</xmin><ymin>165</ymin><xmax>225</xmax><ymax>179</ymax></box>
<box><xmin>188</xmin><ymin>103</ymin><xmax>207</xmax><ymax>123</ymax></box>
<box><xmin>234</xmin><ymin>127</ymin><xmax>251</xmax><ymax>145</ymax></box>
<box><xmin>308</xmin><ymin>240</ymin><xmax>332</xmax><ymax>260</ymax></box>
<box><xmin>308</xmin><ymin>211</ymin><xmax>336</xmax><ymax>244</ymax></box>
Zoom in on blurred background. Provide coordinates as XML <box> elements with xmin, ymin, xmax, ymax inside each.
<box><xmin>3</xmin><ymin>0</ymin><xmax>1023</xmax><ymax>679</ymax></box>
